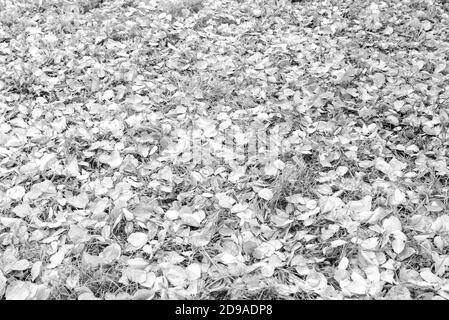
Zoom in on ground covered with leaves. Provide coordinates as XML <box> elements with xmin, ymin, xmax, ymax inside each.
<box><xmin>0</xmin><ymin>0</ymin><xmax>449</xmax><ymax>300</ymax></box>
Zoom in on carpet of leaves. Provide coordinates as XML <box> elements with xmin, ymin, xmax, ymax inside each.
<box><xmin>0</xmin><ymin>0</ymin><xmax>449</xmax><ymax>300</ymax></box>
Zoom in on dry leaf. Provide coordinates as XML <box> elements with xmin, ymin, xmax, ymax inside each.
<box><xmin>6</xmin><ymin>186</ymin><xmax>26</xmax><ymax>200</ymax></box>
<box><xmin>258</xmin><ymin>188</ymin><xmax>273</xmax><ymax>201</ymax></box>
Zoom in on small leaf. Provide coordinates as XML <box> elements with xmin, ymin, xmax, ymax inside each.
<box><xmin>165</xmin><ymin>209</ymin><xmax>179</xmax><ymax>220</ymax></box>
<box><xmin>31</xmin><ymin>261</ymin><xmax>42</xmax><ymax>281</ymax></box>
<box><xmin>305</xmin><ymin>270</ymin><xmax>327</xmax><ymax>293</ymax></box>
<box><xmin>383</xmin><ymin>216</ymin><xmax>402</xmax><ymax>234</ymax></box>
<box><xmin>124</xmin><ymin>267</ymin><xmax>147</xmax><ymax>284</ymax></box>
<box><xmin>319</xmin><ymin>196</ymin><xmax>344</xmax><ymax>213</ymax></box>
<box><xmin>68</xmin><ymin>224</ymin><xmax>90</xmax><ymax>244</ymax></box>
<box><xmin>285</xmin><ymin>194</ymin><xmax>305</xmax><ymax>204</ymax></box>
<box><xmin>420</xmin><ymin>269</ymin><xmax>441</xmax><ymax>284</ymax></box>
<box><xmin>385</xmin><ymin>285</ymin><xmax>411</xmax><ymax>300</ymax></box>
<box><xmin>427</xmin><ymin>200</ymin><xmax>444</xmax><ymax>213</ymax></box>
<box><xmin>389</xmin><ymin>188</ymin><xmax>406</xmax><ymax>206</ymax></box>
<box><xmin>6</xmin><ymin>186</ymin><xmax>26</xmax><ymax>201</ymax></box>
<box><xmin>0</xmin><ymin>270</ymin><xmax>6</xmax><ymax>297</ymax></box>
<box><xmin>5</xmin><ymin>281</ymin><xmax>30</xmax><ymax>300</ymax></box>
<box><xmin>100</xmin><ymin>243</ymin><xmax>121</xmax><ymax>264</ymax></box>
<box><xmin>48</xmin><ymin>246</ymin><xmax>69</xmax><ymax>268</ymax></box>
<box><xmin>180</xmin><ymin>210</ymin><xmax>205</xmax><ymax>227</ymax></box>
<box><xmin>215</xmin><ymin>193</ymin><xmax>236</xmax><ymax>208</ymax></box>
<box><xmin>98</xmin><ymin>150</ymin><xmax>123</xmax><ymax>169</ymax></box>
<box><xmin>186</xmin><ymin>263</ymin><xmax>202</xmax><ymax>280</ymax></box>
<box><xmin>102</xmin><ymin>89</ymin><xmax>115</xmax><ymax>100</ymax></box>
<box><xmin>66</xmin><ymin>193</ymin><xmax>89</xmax><ymax>209</ymax></box>
<box><xmin>127</xmin><ymin>232</ymin><xmax>148</xmax><ymax>249</ymax></box>
<box><xmin>164</xmin><ymin>266</ymin><xmax>187</xmax><ymax>287</ymax></box>
<box><xmin>12</xmin><ymin>203</ymin><xmax>35</xmax><ymax>218</ymax></box>
<box><xmin>392</xmin><ymin>231</ymin><xmax>406</xmax><ymax>254</ymax></box>
<box><xmin>10</xmin><ymin>259</ymin><xmax>30</xmax><ymax>271</ymax></box>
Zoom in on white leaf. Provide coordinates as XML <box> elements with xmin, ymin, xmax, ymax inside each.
<box><xmin>391</xmin><ymin>231</ymin><xmax>406</xmax><ymax>254</ymax></box>
<box><xmin>100</xmin><ymin>243</ymin><xmax>121</xmax><ymax>263</ymax></box>
<box><xmin>5</xmin><ymin>281</ymin><xmax>30</xmax><ymax>300</ymax></box>
<box><xmin>374</xmin><ymin>158</ymin><xmax>390</xmax><ymax>174</ymax></box>
<box><xmin>337</xmin><ymin>257</ymin><xmax>349</xmax><ymax>270</ymax></box>
<box><xmin>12</xmin><ymin>203</ymin><xmax>35</xmax><ymax>218</ymax></box>
<box><xmin>68</xmin><ymin>224</ymin><xmax>90</xmax><ymax>244</ymax></box>
<box><xmin>10</xmin><ymin>259</ymin><xmax>30</xmax><ymax>271</ymax></box>
<box><xmin>66</xmin><ymin>158</ymin><xmax>80</xmax><ymax>177</ymax></box>
<box><xmin>164</xmin><ymin>266</ymin><xmax>187</xmax><ymax>287</ymax></box>
<box><xmin>364</xmin><ymin>265</ymin><xmax>380</xmax><ymax>283</ymax></box>
<box><xmin>141</xmin><ymin>272</ymin><xmax>157</xmax><ymax>289</ymax></box>
<box><xmin>165</xmin><ymin>209</ymin><xmax>179</xmax><ymax>220</ymax></box>
<box><xmin>215</xmin><ymin>193</ymin><xmax>236</xmax><ymax>208</ymax></box>
<box><xmin>389</xmin><ymin>188</ymin><xmax>406</xmax><ymax>206</ymax></box>
<box><xmin>98</xmin><ymin>150</ymin><xmax>123</xmax><ymax>169</ymax></box>
<box><xmin>331</xmin><ymin>239</ymin><xmax>347</xmax><ymax>247</ymax></box>
<box><xmin>180</xmin><ymin>210</ymin><xmax>205</xmax><ymax>227</ymax></box>
<box><xmin>230</xmin><ymin>203</ymin><xmax>248</xmax><ymax>213</ymax></box>
<box><xmin>347</xmin><ymin>195</ymin><xmax>372</xmax><ymax>212</ymax></box>
<box><xmin>48</xmin><ymin>247</ymin><xmax>68</xmax><ymax>268</ymax></box>
<box><xmin>78</xmin><ymin>292</ymin><xmax>99</xmax><ymax>300</ymax></box>
<box><xmin>305</xmin><ymin>270</ymin><xmax>327</xmax><ymax>292</ymax></box>
<box><xmin>218</xmin><ymin>252</ymin><xmax>239</xmax><ymax>264</ymax></box>
<box><xmin>285</xmin><ymin>194</ymin><xmax>305</xmax><ymax>204</ymax></box>
<box><xmin>186</xmin><ymin>263</ymin><xmax>202</xmax><ymax>280</ymax></box>
<box><xmin>427</xmin><ymin>200</ymin><xmax>444</xmax><ymax>213</ymax></box>
<box><xmin>38</xmin><ymin>153</ymin><xmax>57</xmax><ymax>171</ymax></box>
<box><xmin>31</xmin><ymin>261</ymin><xmax>42</xmax><ymax>281</ymax></box>
<box><xmin>264</xmin><ymin>162</ymin><xmax>278</xmax><ymax>176</ymax></box>
<box><xmin>127</xmin><ymin>232</ymin><xmax>148</xmax><ymax>249</ymax></box>
<box><xmin>431</xmin><ymin>215</ymin><xmax>449</xmax><ymax>233</ymax></box>
<box><xmin>383</xmin><ymin>216</ymin><xmax>402</xmax><ymax>234</ymax></box>
<box><xmin>102</xmin><ymin>89</ymin><xmax>115</xmax><ymax>100</ymax></box>
<box><xmin>420</xmin><ymin>269</ymin><xmax>441</xmax><ymax>284</ymax></box>
<box><xmin>66</xmin><ymin>193</ymin><xmax>89</xmax><ymax>209</ymax></box>
<box><xmin>380</xmin><ymin>270</ymin><xmax>396</xmax><ymax>284</ymax></box>
<box><xmin>124</xmin><ymin>267</ymin><xmax>147</xmax><ymax>284</ymax></box>
<box><xmin>343</xmin><ymin>272</ymin><xmax>367</xmax><ymax>296</ymax></box>
<box><xmin>319</xmin><ymin>196</ymin><xmax>344</xmax><ymax>213</ymax></box>
<box><xmin>6</xmin><ymin>186</ymin><xmax>26</xmax><ymax>200</ymax></box>
<box><xmin>0</xmin><ymin>270</ymin><xmax>6</xmax><ymax>297</ymax></box>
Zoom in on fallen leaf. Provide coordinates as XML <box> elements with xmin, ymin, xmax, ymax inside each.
<box><xmin>383</xmin><ymin>216</ymin><xmax>402</xmax><ymax>234</ymax></box>
<box><xmin>164</xmin><ymin>266</ymin><xmax>187</xmax><ymax>287</ymax></box>
<box><xmin>68</xmin><ymin>224</ymin><xmax>90</xmax><ymax>244</ymax></box>
<box><xmin>66</xmin><ymin>193</ymin><xmax>89</xmax><ymax>209</ymax></box>
<box><xmin>127</xmin><ymin>232</ymin><xmax>148</xmax><ymax>249</ymax></box>
<box><xmin>186</xmin><ymin>263</ymin><xmax>202</xmax><ymax>280</ymax></box>
<box><xmin>215</xmin><ymin>193</ymin><xmax>236</xmax><ymax>208</ymax></box>
<box><xmin>5</xmin><ymin>281</ymin><xmax>30</xmax><ymax>300</ymax></box>
<box><xmin>258</xmin><ymin>188</ymin><xmax>273</xmax><ymax>201</ymax></box>
<box><xmin>305</xmin><ymin>270</ymin><xmax>328</xmax><ymax>293</ymax></box>
<box><xmin>100</xmin><ymin>243</ymin><xmax>121</xmax><ymax>263</ymax></box>
<box><xmin>12</xmin><ymin>203</ymin><xmax>36</xmax><ymax>218</ymax></box>
<box><xmin>98</xmin><ymin>150</ymin><xmax>123</xmax><ymax>169</ymax></box>
<box><xmin>391</xmin><ymin>231</ymin><xmax>406</xmax><ymax>254</ymax></box>
<box><xmin>124</xmin><ymin>267</ymin><xmax>147</xmax><ymax>284</ymax></box>
<box><xmin>180</xmin><ymin>210</ymin><xmax>205</xmax><ymax>227</ymax></box>
<box><xmin>10</xmin><ymin>259</ymin><xmax>30</xmax><ymax>271</ymax></box>
<box><xmin>385</xmin><ymin>285</ymin><xmax>412</xmax><ymax>300</ymax></box>
<box><xmin>6</xmin><ymin>186</ymin><xmax>26</xmax><ymax>200</ymax></box>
